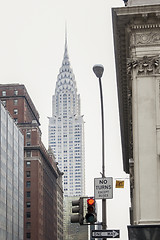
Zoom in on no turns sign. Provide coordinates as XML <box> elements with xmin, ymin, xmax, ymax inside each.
<box><xmin>94</xmin><ymin>177</ymin><xmax>113</xmax><ymax>199</ymax></box>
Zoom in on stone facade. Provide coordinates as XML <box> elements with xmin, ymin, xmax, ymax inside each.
<box><xmin>112</xmin><ymin>3</ymin><xmax>160</xmax><ymax>238</ymax></box>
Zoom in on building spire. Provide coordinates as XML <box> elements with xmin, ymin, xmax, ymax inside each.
<box><xmin>65</xmin><ymin>22</ymin><xmax>67</xmax><ymax>49</ymax></box>
<box><xmin>56</xmin><ymin>25</ymin><xmax>76</xmax><ymax>89</ymax></box>
<box><xmin>64</xmin><ymin>22</ymin><xmax>68</xmax><ymax>59</ymax></box>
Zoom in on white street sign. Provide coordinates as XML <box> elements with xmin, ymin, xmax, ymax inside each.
<box><xmin>92</xmin><ymin>230</ymin><xmax>120</xmax><ymax>238</ymax></box>
<box><xmin>94</xmin><ymin>177</ymin><xmax>113</xmax><ymax>199</ymax></box>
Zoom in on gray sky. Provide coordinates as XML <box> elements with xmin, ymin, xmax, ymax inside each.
<box><xmin>0</xmin><ymin>0</ymin><xmax>130</xmax><ymax>239</ymax></box>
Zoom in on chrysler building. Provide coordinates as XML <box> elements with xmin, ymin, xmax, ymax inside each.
<box><xmin>48</xmin><ymin>35</ymin><xmax>85</xmax><ymax>197</ymax></box>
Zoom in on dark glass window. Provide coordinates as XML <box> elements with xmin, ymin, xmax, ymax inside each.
<box><xmin>26</xmin><ymin>212</ymin><xmax>31</xmax><ymax>218</ymax></box>
<box><xmin>26</xmin><ymin>222</ymin><xmax>31</xmax><ymax>229</ymax></box>
<box><xmin>26</xmin><ymin>191</ymin><xmax>31</xmax><ymax>198</ymax></box>
<box><xmin>26</xmin><ymin>181</ymin><xmax>31</xmax><ymax>188</ymax></box>
<box><xmin>26</xmin><ymin>202</ymin><xmax>31</xmax><ymax>208</ymax></box>
<box><xmin>26</xmin><ymin>232</ymin><xmax>31</xmax><ymax>238</ymax></box>
<box><xmin>26</xmin><ymin>171</ymin><xmax>30</xmax><ymax>178</ymax></box>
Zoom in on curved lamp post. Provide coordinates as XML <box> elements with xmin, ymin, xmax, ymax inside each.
<box><xmin>93</xmin><ymin>64</ymin><xmax>107</xmax><ymax>235</ymax></box>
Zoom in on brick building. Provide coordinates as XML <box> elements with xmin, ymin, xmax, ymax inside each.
<box><xmin>0</xmin><ymin>84</ymin><xmax>63</xmax><ymax>240</ymax></box>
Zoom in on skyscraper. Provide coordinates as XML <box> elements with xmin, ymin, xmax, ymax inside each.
<box><xmin>49</xmin><ymin>35</ymin><xmax>85</xmax><ymax>197</ymax></box>
<box><xmin>0</xmin><ymin>100</ymin><xmax>24</xmax><ymax>240</ymax></box>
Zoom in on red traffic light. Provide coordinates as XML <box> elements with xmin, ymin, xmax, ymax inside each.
<box><xmin>86</xmin><ymin>198</ymin><xmax>97</xmax><ymax>223</ymax></box>
<box><xmin>87</xmin><ymin>198</ymin><xmax>95</xmax><ymax>205</ymax></box>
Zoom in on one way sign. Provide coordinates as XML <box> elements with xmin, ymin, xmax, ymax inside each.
<box><xmin>92</xmin><ymin>230</ymin><xmax>120</xmax><ymax>238</ymax></box>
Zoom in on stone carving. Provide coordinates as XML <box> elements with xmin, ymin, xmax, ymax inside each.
<box><xmin>136</xmin><ymin>32</ymin><xmax>160</xmax><ymax>45</ymax></box>
<box><xmin>127</xmin><ymin>56</ymin><xmax>160</xmax><ymax>75</ymax></box>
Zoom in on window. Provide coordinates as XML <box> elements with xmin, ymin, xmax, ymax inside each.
<box><xmin>13</xmin><ymin>109</ymin><xmax>18</xmax><ymax>115</ymax></box>
<box><xmin>26</xmin><ymin>132</ymin><xmax>31</xmax><ymax>139</ymax></box>
<box><xmin>26</xmin><ymin>181</ymin><xmax>31</xmax><ymax>188</ymax></box>
<box><xmin>26</xmin><ymin>151</ymin><xmax>31</xmax><ymax>157</ymax></box>
<box><xmin>26</xmin><ymin>161</ymin><xmax>31</xmax><ymax>167</ymax></box>
<box><xmin>14</xmin><ymin>90</ymin><xmax>18</xmax><ymax>96</ymax></box>
<box><xmin>26</xmin><ymin>222</ymin><xmax>31</xmax><ymax>229</ymax></box>
<box><xmin>26</xmin><ymin>233</ymin><xmax>31</xmax><ymax>239</ymax></box>
<box><xmin>14</xmin><ymin>99</ymin><xmax>18</xmax><ymax>105</ymax></box>
<box><xmin>26</xmin><ymin>212</ymin><xmax>31</xmax><ymax>218</ymax></box>
<box><xmin>2</xmin><ymin>91</ymin><xmax>6</xmax><ymax>96</ymax></box>
<box><xmin>26</xmin><ymin>202</ymin><xmax>31</xmax><ymax>208</ymax></box>
<box><xmin>26</xmin><ymin>191</ymin><xmax>31</xmax><ymax>198</ymax></box>
<box><xmin>26</xmin><ymin>171</ymin><xmax>30</xmax><ymax>178</ymax></box>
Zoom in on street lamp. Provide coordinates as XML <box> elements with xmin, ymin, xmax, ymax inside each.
<box><xmin>93</xmin><ymin>64</ymin><xmax>107</xmax><ymax>234</ymax></box>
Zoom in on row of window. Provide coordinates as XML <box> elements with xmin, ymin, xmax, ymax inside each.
<box><xmin>1</xmin><ymin>90</ymin><xmax>18</xmax><ymax>96</ymax></box>
<box><xmin>26</xmin><ymin>158</ymin><xmax>31</xmax><ymax>239</ymax></box>
<box><xmin>2</xmin><ymin>99</ymin><xmax>18</xmax><ymax>107</ymax></box>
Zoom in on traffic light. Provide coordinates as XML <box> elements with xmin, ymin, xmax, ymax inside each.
<box><xmin>71</xmin><ymin>197</ymin><xmax>83</xmax><ymax>225</ymax></box>
<box><xmin>85</xmin><ymin>198</ymin><xmax>97</xmax><ymax>224</ymax></box>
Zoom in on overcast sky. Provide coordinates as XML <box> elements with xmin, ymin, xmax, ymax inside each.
<box><xmin>0</xmin><ymin>0</ymin><xmax>130</xmax><ymax>239</ymax></box>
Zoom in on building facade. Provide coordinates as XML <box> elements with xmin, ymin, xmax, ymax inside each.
<box><xmin>0</xmin><ymin>101</ymin><xmax>24</xmax><ymax>240</ymax></box>
<box><xmin>48</xmin><ymin>37</ymin><xmax>87</xmax><ymax>239</ymax></box>
<box><xmin>63</xmin><ymin>196</ymin><xmax>88</xmax><ymax>240</ymax></box>
<box><xmin>48</xmin><ymin>37</ymin><xmax>85</xmax><ymax>197</ymax></box>
<box><xmin>0</xmin><ymin>84</ymin><xmax>63</xmax><ymax>240</ymax></box>
<box><xmin>112</xmin><ymin>1</ymin><xmax>160</xmax><ymax>239</ymax></box>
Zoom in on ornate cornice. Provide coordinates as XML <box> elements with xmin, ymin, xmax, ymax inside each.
<box><xmin>127</xmin><ymin>56</ymin><xmax>160</xmax><ymax>75</ymax></box>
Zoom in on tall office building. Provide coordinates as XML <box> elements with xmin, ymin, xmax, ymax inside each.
<box><xmin>0</xmin><ymin>84</ymin><xmax>63</xmax><ymax>240</ymax></box>
<box><xmin>0</xmin><ymin>101</ymin><xmax>24</xmax><ymax>240</ymax></box>
<box><xmin>48</xmin><ymin>36</ymin><xmax>85</xmax><ymax>197</ymax></box>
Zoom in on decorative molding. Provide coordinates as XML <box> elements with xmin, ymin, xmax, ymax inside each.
<box><xmin>131</xmin><ymin>24</ymin><xmax>160</xmax><ymax>30</ymax></box>
<box><xmin>136</xmin><ymin>32</ymin><xmax>160</xmax><ymax>45</ymax></box>
<box><xmin>127</xmin><ymin>56</ymin><xmax>160</xmax><ymax>75</ymax></box>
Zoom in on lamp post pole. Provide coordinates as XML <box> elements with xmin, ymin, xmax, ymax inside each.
<box><xmin>93</xmin><ymin>64</ymin><xmax>107</xmax><ymax>237</ymax></box>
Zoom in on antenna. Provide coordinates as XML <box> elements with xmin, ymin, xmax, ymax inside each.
<box><xmin>65</xmin><ymin>21</ymin><xmax>68</xmax><ymax>51</ymax></box>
